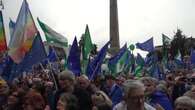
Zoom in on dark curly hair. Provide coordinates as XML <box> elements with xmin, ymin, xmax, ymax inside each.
<box><xmin>59</xmin><ymin>93</ymin><xmax>78</xmax><ymax>110</ymax></box>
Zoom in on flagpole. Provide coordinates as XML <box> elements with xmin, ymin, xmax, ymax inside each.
<box><xmin>39</xmin><ymin>62</ymin><xmax>55</xmax><ymax>83</ymax></box>
<box><xmin>47</xmin><ymin>59</ymin><xmax>59</xmax><ymax>91</ymax></box>
<box><xmin>89</xmin><ymin>61</ymin><xmax>101</xmax><ymax>81</ymax></box>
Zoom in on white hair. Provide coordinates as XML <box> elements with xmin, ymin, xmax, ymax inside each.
<box><xmin>175</xmin><ymin>96</ymin><xmax>195</xmax><ymax>109</ymax></box>
<box><xmin>58</xmin><ymin>70</ymin><xmax>75</xmax><ymax>82</ymax></box>
<box><xmin>122</xmin><ymin>80</ymin><xmax>145</xmax><ymax>98</ymax></box>
<box><xmin>139</xmin><ymin>77</ymin><xmax>158</xmax><ymax>85</ymax></box>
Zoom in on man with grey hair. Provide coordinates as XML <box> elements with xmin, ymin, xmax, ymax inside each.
<box><xmin>175</xmin><ymin>96</ymin><xmax>195</xmax><ymax>110</ymax></box>
<box><xmin>113</xmin><ymin>80</ymin><xmax>156</xmax><ymax>110</ymax></box>
<box><xmin>58</xmin><ymin>70</ymin><xmax>75</xmax><ymax>93</ymax></box>
<box><xmin>140</xmin><ymin>77</ymin><xmax>173</xmax><ymax>110</ymax></box>
<box><xmin>51</xmin><ymin>70</ymin><xmax>93</xmax><ymax>110</ymax></box>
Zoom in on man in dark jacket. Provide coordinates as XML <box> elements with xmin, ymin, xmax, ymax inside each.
<box><xmin>140</xmin><ymin>77</ymin><xmax>173</xmax><ymax>110</ymax></box>
<box><xmin>50</xmin><ymin>70</ymin><xmax>92</xmax><ymax>110</ymax></box>
<box><xmin>105</xmin><ymin>75</ymin><xmax>123</xmax><ymax>107</ymax></box>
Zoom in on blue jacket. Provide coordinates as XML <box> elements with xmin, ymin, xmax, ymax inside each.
<box><xmin>109</xmin><ymin>84</ymin><xmax>123</xmax><ymax>107</ymax></box>
<box><xmin>150</xmin><ymin>90</ymin><xmax>173</xmax><ymax>110</ymax></box>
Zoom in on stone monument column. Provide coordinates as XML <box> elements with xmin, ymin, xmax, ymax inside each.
<box><xmin>110</xmin><ymin>0</ymin><xmax>120</xmax><ymax>55</ymax></box>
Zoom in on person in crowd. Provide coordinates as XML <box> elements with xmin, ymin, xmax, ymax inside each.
<box><xmin>4</xmin><ymin>88</ymin><xmax>25</xmax><ymax>110</ymax></box>
<box><xmin>92</xmin><ymin>103</ymin><xmax>112</xmax><ymax>110</ymax></box>
<box><xmin>31</xmin><ymin>77</ymin><xmax>45</xmax><ymax>96</ymax></box>
<box><xmin>140</xmin><ymin>77</ymin><xmax>173</xmax><ymax>110</ymax></box>
<box><xmin>184</xmin><ymin>91</ymin><xmax>195</xmax><ymax>100</ymax></box>
<box><xmin>165</xmin><ymin>74</ymin><xmax>175</xmax><ymax>99</ymax></box>
<box><xmin>91</xmin><ymin>90</ymin><xmax>112</xmax><ymax>110</ymax></box>
<box><xmin>116</xmin><ymin>76</ymin><xmax>126</xmax><ymax>87</ymax></box>
<box><xmin>113</xmin><ymin>80</ymin><xmax>156</xmax><ymax>110</ymax></box>
<box><xmin>93</xmin><ymin>76</ymin><xmax>108</xmax><ymax>94</ymax></box>
<box><xmin>77</xmin><ymin>75</ymin><xmax>96</xmax><ymax>95</ymax></box>
<box><xmin>56</xmin><ymin>93</ymin><xmax>78</xmax><ymax>110</ymax></box>
<box><xmin>183</xmin><ymin>85</ymin><xmax>195</xmax><ymax>100</ymax></box>
<box><xmin>174</xmin><ymin>96</ymin><xmax>195</xmax><ymax>110</ymax></box>
<box><xmin>52</xmin><ymin>70</ymin><xmax>92</xmax><ymax>110</ymax></box>
<box><xmin>172</xmin><ymin>74</ymin><xmax>188</xmax><ymax>102</ymax></box>
<box><xmin>0</xmin><ymin>77</ymin><xmax>9</xmax><ymax>110</ymax></box>
<box><xmin>105</xmin><ymin>75</ymin><xmax>123</xmax><ymax>107</ymax></box>
<box><xmin>22</xmin><ymin>90</ymin><xmax>46</xmax><ymax>110</ymax></box>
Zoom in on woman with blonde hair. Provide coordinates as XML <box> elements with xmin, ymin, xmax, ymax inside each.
<box><xmin>91</xmin><ymin>90</ymin><xmax>112</xmax><ymax>110</ymax></box>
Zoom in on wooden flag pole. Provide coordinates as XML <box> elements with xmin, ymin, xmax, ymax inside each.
<box><xmin>47</xmin><ymin>59</ymin><xmax>59</xmax><ymax>91</ymax></box>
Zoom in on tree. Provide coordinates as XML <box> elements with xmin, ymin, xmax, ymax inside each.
<box><xmin>184</xmin><ymin>37</ymin><xmax>195</xmax><ymax>55</ymax></box>
<box><xmin>170</xmin><ymin>29</ymin><xmax>186</xmax><ymax>59</ymax></box>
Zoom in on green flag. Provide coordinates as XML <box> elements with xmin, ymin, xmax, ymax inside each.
<box><xmin>82</xmin><ymin>25</ymin><xmax>93</xmax><ymax>60</ymax></box>
<box><xmin>134</xmin><ymin>65</ymin><xmax>143</xmax><ymax>77</ymax></box>
<box><xmin>110</xmin><ymin>49</ymin><xmax>129</xmax><ymax>76</ymax></box>
<box><xmin>162</xmin><ymin>34</ymin><xmax>171</xmax><ymax>46</ymax></box>
<box><xmin>37</xmin><ymin>18</ymin><xmax>68</xmax><ymax>47</ymax></box>
<box><xmin>162</xmin><ymin>34</ymin><xmax>171</xmax><ymax>64</ymax></box>
<box><xmin>81</xmin><ymin>25</ymin><xmax>93</xmax><ymax>74</ymax></box>
<box><xmin>134</xmin><ymin>53</ymin><xmax>145</xmax><ymax>77</ymax></box>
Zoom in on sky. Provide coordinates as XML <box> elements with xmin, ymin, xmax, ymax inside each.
<box><xmin>2</xmin><ymin>0</ymin><xmax>195</xmax><ymax>56</ymax></box>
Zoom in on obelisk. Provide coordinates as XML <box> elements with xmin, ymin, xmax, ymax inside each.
<box><xmin>110</xmin><ymin>0</ymin><xmax>120</xmax><ymax>55</ymax></box>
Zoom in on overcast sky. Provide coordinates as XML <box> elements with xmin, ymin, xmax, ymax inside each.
<box><xmin>2</xmin><ymin>0</ymin><xmax>195</xmax><ymax>55</ymax></box>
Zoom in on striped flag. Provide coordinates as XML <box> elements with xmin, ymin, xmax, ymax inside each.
<box><xmin>0</xmin><ymin>11</ymin><xmax>7</xmax><ymax>52</ymax></box>
<box><xmin>108</xmin><ymin>44</ymin><xmax>127</xmax><ymax>75</ymax></box>
<box><xmin>37</xmin><ymin>18</ymin><xmax>68</xmax><ymax>47</ymax></box>
<box><xmin>8</xmin><ymin>0</ymin><xmax>38</xmax><ymax>63</ymax></box>
<box><xmin>87</xmin><ymin>42</ymin><xmax>110</xmax><ymax>80</ymax></box>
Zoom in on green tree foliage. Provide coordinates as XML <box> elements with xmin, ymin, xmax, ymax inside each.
<box><xmin>170</xmin><ymin>29</ymin><xmax>186</xmax><ymax>59</ymax></box>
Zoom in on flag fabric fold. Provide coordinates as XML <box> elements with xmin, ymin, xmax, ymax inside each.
<box><xmin>8</xmin><ymin>0</ymin><xmax>38</xmax><ymax>63</ymax></box>
<box><xmin>136</xmin><ymin>37</ymin><xmax>154</xmax><ymax>52</ymax></box>
<box><xmin>0</xmin><ymin>11</ymin><xmax>7</xmax><ymax>52</ymax></box>
<box><xmin>2</xmin><ymin>32</ymin><xmax>47</xmax><ymax>82</ymax></box>
<box><xmin>48</xmin><ymin>46</ymin><xmax>58</xmax><ymax>62</ymax></box>
<box><xmin>9</xmin><ymin>19</ymin><xmax>16</xmax><ymax>37</ymax></box>
<box><xmin>87</xmin><ymin>42</ymin><xmax>110</xmax><ymax>80</ymax></box>
<box><xmin>162</xmin><ymin>34</ymin><xmax>171</xmax><ymax>65</ymax></box>
<box><xmin>190</xmin><ymin>49</ymin><xmax>195</xmax><ymax>64</ymax></box>
<box><xmin>108</xmin><ymin>44</ymin><xmax>127</xmax><ymax>75</ymax></box>
<box><xmin>174</xmin><ymin>50</ymin><xmax>183</xmax><ymax>67</ymax></box>
<box><xmin>136</xmin><ymin>53</ymin><xmax>145</xmax><ymax>67</ymax></box>
<box><xmin>0</xmin><ymin>56</ymin><xmax>14</xmax><ymax>81</ymax></box>
<box><xmin>82</xmin><ymin>25</ymin><xmax>93</xmax><ymax>60</ymax></box>
<box><xmin>123</xmin><ymin>51</ymin><xmax>133</xmax><ymax>74</ymax></box>
<box><xmin>134</xmin><ymin>53</ymin><xmax>145</xmax><ymax>77</ymax></box>
<box><xmin>37</xmin><ymin>18</ymin><xmax>68</xmax><ymax>47</ymax></box>
<box><xmin>162</xmin><ymin>34</ymin><xmax>171</xmax><ymax>46</ymax></box>
<box><xmin>67</xmin><ymin>37</ymin><xmax>81</xmax><ymax>76</ymax></box>
<box><xmin>81</xmin><ymin>25</ymin><xmax>93</xmax><ymax>74</ymax></box>
<box><xmin>18</xmin><ymin>32</ymin><xmax>47</xmax><ymax>72</ymax></box>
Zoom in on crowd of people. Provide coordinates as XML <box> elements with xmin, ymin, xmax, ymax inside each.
<box><xmin>1</xmin><ymin>61</ymin><xmax>195</xmax><ymax>110</ymax></box>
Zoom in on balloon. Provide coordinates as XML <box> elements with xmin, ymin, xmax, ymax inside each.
<box><xmin>129</xmin><ymin>44</ymin><xmax>135</xmax><ymax>51</ymax></box>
